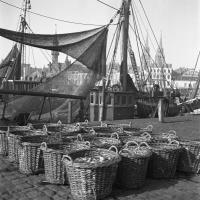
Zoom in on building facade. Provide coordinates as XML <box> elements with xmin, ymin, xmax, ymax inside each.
<box><xmin>172</xmin><ymin>68</ymin><xmax>199</xmax><ymax>97</ymax></box>
<box><xmin>142</xmin><ymin>35</ymin><xmax>172</xmax><ymax>90</ymax></box>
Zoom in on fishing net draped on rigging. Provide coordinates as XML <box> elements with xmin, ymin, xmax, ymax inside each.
<box><xmin>0</xmin><ymin>26</ymin><xmax>108</xmax><ymax>121</ymax></box>
<box><xmin>0</xmin><ymin>26</ymin><xmax>107</xmax><ymax>74</ymax></box>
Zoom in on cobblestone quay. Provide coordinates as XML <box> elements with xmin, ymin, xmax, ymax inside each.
<box><xmin>0</xmin><ymin>115</ymin><xmax>200</xmax><ymax>200</ymax></box>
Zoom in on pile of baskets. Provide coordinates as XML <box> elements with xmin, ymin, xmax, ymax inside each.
<box><xmin>63</xmin><ymin>146</ymin><xmax>121</xmax><ymax>200</ymax></box>
<box><xmin>1</xmin><ymin>121</ymin><xmax>200</xmax><ymax>200</ymax></box>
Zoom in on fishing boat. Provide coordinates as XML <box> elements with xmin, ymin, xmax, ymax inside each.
<box><xmin>0</xmin><ymin>0</ymin><xmax>112</xmax><ymax>123</ymax></box>
<box><xmin>177</xmin><ymin>51</ymin><xmax>200</xmax><ymax>113</ymax></box>
<box><xmin>88</xmin><ymin>0</ymin><xmax>181</xmax><ymax>121</ymax></box>
<box><xmin>0</xmin><ymin>0</ymin><xmax>181</xmax><ymax>123</ymax></box>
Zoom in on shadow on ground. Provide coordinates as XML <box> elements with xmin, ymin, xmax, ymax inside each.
<box><xmin>109</xmin><ymin>171</ymin><xmax>198</xmax><ymax>199</ymax></box>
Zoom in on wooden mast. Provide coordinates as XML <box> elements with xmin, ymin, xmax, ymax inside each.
<box><xmin>192</xmin><ymin>51</ymin><xmax>200</xmax><ymax>98</ymax></box>
<box><xmin>120</xmin><ymin>0</ymin><xmax>131</xmax><ymax>91</ymax></box>
<box><xmin>16</xmin><ymin>0</ymin><xmax>30</xmax><ymax>80</ymax></box>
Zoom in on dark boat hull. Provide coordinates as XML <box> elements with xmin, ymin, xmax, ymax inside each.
<box><xmin>136</xmin><ymin>98</ymin><xmax>180</xmax><ymax>118</ymax></box>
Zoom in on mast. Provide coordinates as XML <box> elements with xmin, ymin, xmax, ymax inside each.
<box><xmin>120</xmin><ymin>0</ymin><xmax>131</xmax><ymax>91</ymax></box>
<box><xmin>16</xmin><ymin>0</ymin><xmax>31</xmax><ymax>80</ymax></box>
<box><xmin>192</xmin><ymin>51</ymin><xmax>200</xmax><ymax>98</ymax></box>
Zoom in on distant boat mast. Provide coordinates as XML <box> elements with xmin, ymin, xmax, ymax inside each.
<box><xmin>18</xmin><ymin>0</ymin><xmax>31</xmax><ymax>80</ymax></box>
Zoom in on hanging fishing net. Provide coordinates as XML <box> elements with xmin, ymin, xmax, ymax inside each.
<box><xmin>0</xmin><ymin>26</ymin><xmax>108</xmax><ymax>122</ymax></box>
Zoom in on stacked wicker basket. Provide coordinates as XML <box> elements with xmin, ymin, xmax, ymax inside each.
<box><xmin>1</xmin><ymin>121</ymin><xmax>200</xmax><ymax>200</ymax></box>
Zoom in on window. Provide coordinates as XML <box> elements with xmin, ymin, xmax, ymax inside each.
<box><xmin>122</xmin><ymin>95</ymin><xmax>126</xmax><ymax>105</ymax></box>
<box><xmin>90</xmin><ymin>93</ymin><xmax>94</xmax><ymax>103</ymax></box>
<box><xmin>99</xmin><ymin>95</ymin><xmax>102</xmax><ymax>105</ymax></box>
<box><xmin>115</xmin><ymin>95</ymin><xmax>120</xmax><ymax>105</ymax></box>
<box><xmin>106</xmin><ymin>94</ymin><xmax>112</xmax><ymax>105</ymax></box>
<box><xmin>95</xmin><ymin>93</ymin><xmax>99</xmax><ymax>104</ymax></box>
<box><xmin>128</xmin><ymin>95</ymin><xmax>132</xmax><ymax>104</ymax></box>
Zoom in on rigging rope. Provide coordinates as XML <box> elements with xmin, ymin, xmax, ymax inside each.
<box><xmin>129</xmin><ymin>24</ymin><xmax>174</xmax><ymax>91</ymax></box>
<box><xmin>25</xmin><ymin>22</ymin><xmax>52</xmax><ymax>63</ymax></box>
<box><xmin>187</xmin><ymin>51</ymin><xmax>200</xmax><ymax>98</ymax></box>
<box><xmin>0</xmin><ymin>0</ymin><xmax>116</xmax><ymax>27</ymax></box>
<box><xmin>130</xmin><ymin>5</ymin><xmax>144</xmax><ymax>81</ymax></box>
<box><xmin>106</xmin><ymin>19</ymin><xmax>122</xmax><ymax>88</ymax></box>
<box><xmin>132</xmin><ymin>0</ymin><xmax>175</xmax><ymax>91</ymax></box>
<box><xmin>131</xmin><ymin>2</ymin><xmax>154</xmax><ymax>92</ymax></box>
<box><xmin>132</xmin><ymin>0</ymin><xmax>157</xmax><ymax>57</ymax></box>
<box><xmin>138</xmin><ymin>0</ymin><xmax>169</xmax><ymax>90</ymax></box>
<box><xmin>97</xmin><ymin>0</ymin><xmax>118</xmax><ymax>11</ymax></box>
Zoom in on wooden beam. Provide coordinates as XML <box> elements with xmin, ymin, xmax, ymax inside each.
<box><xmin>158</xmin><ymin>98</ymin><xmax>164</xmax><ymax>122</ymax></box>
<box><xmin>0</xmin><ymin>89</ymin><xmax>86</xmax><ymax>100</ymax></box>
<box><xmin>38</xmin><ymin>97</ymin><xmax>46</xmax><ymax>120</ymax></box>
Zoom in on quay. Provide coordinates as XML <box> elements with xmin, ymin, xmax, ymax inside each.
<box><xmin>0</xmin><ymin>114</ymin><xmax>200</xmax><ymax>200</ymax></box>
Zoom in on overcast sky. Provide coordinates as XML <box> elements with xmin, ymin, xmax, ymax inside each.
<box><xmin>0</xmin><ymin>0</ymin><xmax>199</xmax><ymax>69</ymax></box>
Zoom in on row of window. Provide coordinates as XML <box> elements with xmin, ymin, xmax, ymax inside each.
<box><xmin>151</xmin><ymin>68</ymin><xmax>171</xmax><ymax>73</ymax></box>
<box><xmin>151</xmin><ymin>74</ymin><xmax>171</xmax><ymax>80</ymax></box>
<box><xmin>175</xmin><ymin>82</ymin><xmax>196</xmax><ymax>88</ymax></box>
<box><xmin>90</xmin><ymin>93</ymin><xmax>134</xmax><ymax>106</ymax></box>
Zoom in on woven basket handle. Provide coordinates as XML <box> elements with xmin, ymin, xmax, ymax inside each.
<box><xmin>145</xmin><ymin>125</ymin><xmax>153</xmax><ymax>132</ymax></box>
<box><xmin>116</xmin><ymin>127</ymin><xmax>123</xmax><ymax>134</ymax></box>
<box><xmin>84</xmin><ymin>119</ymin><xmax>89</xmax><ymax>124</ymax></box>
<box><xmin>168</xmin><ymin>130</ymin><xmax>176</xmax><ymax>137</ymax></box>
<box><xmin>27</xmin><ymin>123</ymin><xmax>33</xmax><ymax>129</ymax></box>
<box><xmin>77</xmin><ymin>134</ymin><xmax>83</xmax><ymax>141</ymax></box>
<box><xmin>89</xmin><ymin>128</ymin><xmax>96</xmax><ymax>135</ymax></box>
<box><xmin>57</xmin><ymin>120</ymin><xmax>62</xmax><ymax>125</ymax></box>
<box><xmin>141</xmin><ymin>132</ymin><xmax>152</xmax><ymax>139</ymax></box>
<box><xmin>85</xmin><ymin>141</ymin><xmax>91</xmax><ymax>147</ymax></box>
<box><xmin>119</xmin><ymin>148</ymin><xmax>132</xmax><ymax>155</ymax></box>
<box><xmin>125</xmin><ymin>141</ymin><xmax>139</xmax><ymax>148</ymax></box>
<box><xmin>111</xmin><ymin>132</ymin><xmax>119</xmax><ymax>139</ymax></box>
<box><xmin>43</xmin><ymin>125</ymin><xmax>48</xmax><ymax>133</ymax></box>
<box><xmin>169</xmin><ymin>140</ymin><xmax>179</xmax><ymax>146</ymax></box>
<box><xmin>100</xmin><ymin>121</ymin><xmax>107</xmax><ymax>127</ymax></box>
<box><xmin>40</xmin><ymin>142</ymin><xmax>47</xmax><ymax>150</ymax></box>
<box><xmin>139</xmin><ymin>142</ymin><xmax>151</xmax><ymax>149</ymax></box>
<box><xmin>162</xmin><ymin>132</ymin><xmax>169</xmax><ymax>137</ymax></box>
<box><xmin>62</xmin><ymin>155</ymin><xmax>73</xmax><ymax>163</ymax></box>
<box><xmin>108</xmin><ymin>145</ymin><xmax>118</xmax><ymax>154</ymax></box>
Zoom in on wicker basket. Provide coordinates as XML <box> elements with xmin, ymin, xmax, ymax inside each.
<box><xmin>9</xmin><ymin>125</ymin><xmax>32</xmax><ymax>132</ymax></box>
<box><xmin>152</xmin><ymin>130</ymin><xmax>179</xmax><ymax>143</ymax></box>
<box><xmin>17</xmin><ymin>135</ymin><xmax>72</xmax><ymax>175</ymax></box>
<box><xmin>63</xmin><ymin>146</ymin><xmax>121</xmax><ymax>200</ymax></box>
<box><xmin>0</xmin><ymin>130</ymin><xmax>8</xmax><ymax>156</ymax></box>
<box><xmin>121</xmin><ymin>132</ymin><xmax>152</xmax><ymax>145</ymax></box>
<box><xmin>18</xmin><ymin>142</ymin><xmax>44</xmax><ymax>174</ymax></box>
<box><xmin>177</xmin><ymin>140</ymin><xmax>200</xmax><ymax>173</ymax></box>
<box><xmin>90</xmin><ymin>132</ymin><xmax>121</xmax><ymax>149</ymax></box>
<box><xmin>123</xmin><ymin>124</ymin><xmax>153</xmax><ymax>134</ymax></box>
<box><xmin>117</xmin><ymin>141</ymin><xmax>152</xmax><ymax>189</ymax></box>
<box><xmin>147</xmin><ymin>140</ymin><xmax>181</xmax><ymax>178</ymax></box>
<box><xmin>7</xmin><ymin>130</ymin><xmax>36</xmax><ymax>162</ymax></box>
<box><xmin>43</xmin><ymin>120</ymin><xmax>67</xmax><ymax>132</ymax></box>
<box><xmin>41</xmin><ymin>140</ymin><xmax>91</xmax><ymax>184</ymax></box>
<box><xmin>7</xmin><ymin>129</ymin><xmax>48</xmax><ymax>163</ymax></box>
<box><xmin>108</xmin><ymin>124</ymin><xmax>153</xmax><ymax>133</ymax></box>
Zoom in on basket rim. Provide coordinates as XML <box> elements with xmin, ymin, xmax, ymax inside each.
<box><xmin>63</xmin><ymin>148</ymin><xmax>121</xmax><ymax>169</ymax></box>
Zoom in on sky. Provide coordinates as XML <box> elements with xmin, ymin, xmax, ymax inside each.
<box><xmin>0</xmin><ymin>0</ymin><xmax>199</xmax><ymax>69</ymax></box>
